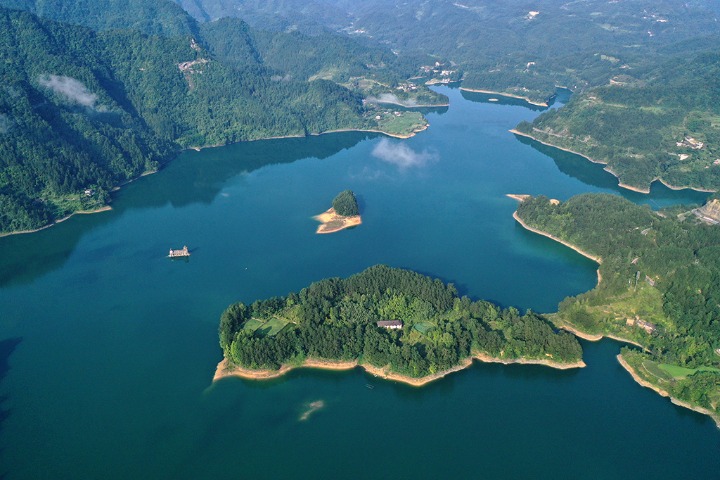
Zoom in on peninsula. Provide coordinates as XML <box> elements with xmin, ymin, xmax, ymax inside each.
<box><xmin>215</xmin><ymin>265</ymin><xmax>584</xmax><ymax>386</ymax></box>
<box><xmin>513</xmin><ymin>193</ymin><xmax>720</xmax><ymax>427</ymax></box>
<box><xmin>314</xmin><ymin>190</ymin><xmax>362</xmax><ymax>234</ymax></box>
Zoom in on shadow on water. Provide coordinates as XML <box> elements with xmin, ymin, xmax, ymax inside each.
<box><xmin>113</xmin><ymin>131</ymin><xmax>374</xmax><ymax>212</ymax></box>
<box><xmin>459</xmin><ymin>85</ymin><xmax>573</xmax><ymax>111</ymax></box>
<box><xmin>0</xmin><ymin>338</ymin><xmax>22</xmax><ymax>470</ymax></box>
<box><xmin>514</xmin><ymin>134</ymin><xmax>711</xmax><ymax>207</ymax></box>
<box><xmin>0</xmin><ymin>132</ymin><xmax>372</xmax><ymax>288</ymax></box>
<box><xmin>0</xmin><ymin>214</ymin><xmax>112</xmax><ymax>288</ymax></box>
<box><xmin>460</xmin><ymin>89</ymin><xmax>549</xmax><ymax>111</ymax></box>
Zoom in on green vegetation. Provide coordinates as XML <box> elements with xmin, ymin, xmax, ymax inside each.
<box><xmin>218</xmin><ymin>265</ymin><xmax>582</xmax><ymax>377</ymax></box>
<box><xmin>0</xmin><ymin>0</ymin><xmax>198</xmax><ymax>37</ymax></box>
<box><xmin>0</xmin><ymin>5</ymin><xmax>440</xmax><ymax>235</ymax></box>
<box><xmin>622</xmin><ymin>349</ymin><xmax>720</xmax><ymax>418</ymax></box>
<box><xmin>517</xmin><ymin>52</ymin><xmax>720</xmax><ymax>192</ymax></box>
<box><xmin>179</xmin><ymin>0</ymin><xmax>720</xmax><ymax>103</ymax></box>
<box><xmin>516</xmin><ymin>193</ymin><xmax>720</xmax><ymax>418</ymax></box>
<box><xmin>331</xmin><ymin>190</ymin><xmax>359</xmax><ymax>217</ymax></box>
<box><xmin>373</xmin><ymin>111</ymin><xmax>427</xmax><ymax>138</ymax></box>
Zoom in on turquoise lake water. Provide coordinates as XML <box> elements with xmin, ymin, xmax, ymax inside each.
<box><xmin>0</xmin><ymin>87</ymin><xmax>718</xmax><ymax>479</ymax></box>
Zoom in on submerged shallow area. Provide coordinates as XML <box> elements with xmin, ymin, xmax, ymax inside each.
<box><xmin>0</xmin><ymin>86</ymin><xmax>717</xmax><ymax>479</ymax></box>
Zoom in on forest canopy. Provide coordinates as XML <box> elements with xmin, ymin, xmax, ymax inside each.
<box><xmin>331</xmin><ymin>190</ymin><xmax>359</xmax><ymax>217</ymax></box>
<box><xmin>516</xmin><ymin>194</ymin><xmax>720</xmax><ymax>417</ymax></box>
<box><xmin>218</xmin><ymin>265</ymin><xmax>583</xmax><ymax>379</ymax></box>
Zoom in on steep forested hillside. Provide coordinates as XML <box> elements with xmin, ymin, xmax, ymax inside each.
<box><xmin>175</xmin><ymin>0</ymin><xmax>720</xmax><ymax>103</ymax></box>
<box><xmin>0</xmin><ymin>10</ymin><xmax>361</xmax><ymax>233</ymax></box>
<box><xmin>517</xmin><ymin>52</ymin><xmax>720</xmax><ymax>192</ymax></box>
<box><xmin>516</xmin><ymin>194</ymin><xmax>720</xmax><ymax>420</ymax></box>
<box><xmin>0</xmin><ymin>0</ymin><xmax>199</xmax><ymax>36</ymax></box>
<box><xmin>0</xmin><ymin>5</ymin><xmax>437</xmax><ymax>234</ymax></box>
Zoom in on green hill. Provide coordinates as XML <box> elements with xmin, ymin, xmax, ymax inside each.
<box><xmin>0</xmin><ymin>0</ymin><xmax>199</xmax><ymax>36</ymax></box>
<box><xmin>516</xmin><ymin>193</ymin><xmax>720</xmax><ymax>421</ymax></box>
<box><xmin>516</xmin><ymin>52</ymin><xmax>720</xmax><ymax>192</ymax></box>
<box><xmin>219</xmin><ymin>265</ymin><xmax>582</xmax><ymax>378</ymax></box>
<box><xmin>0</xmin><ymin>6</ymin><xmax>437</xmax><ymax>234</ymax></box>
<box><xmin>176</xmin><ymin>0</ymin><xmax>720</xmax><ymax>104</ymax></box>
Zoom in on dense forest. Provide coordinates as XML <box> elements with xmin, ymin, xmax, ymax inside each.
<box><xmin>219</xmin><ymin>265</ymin><xmax>582</xmax><ymax>378</ymax></box>
<box><xmin>0</xmin><ymin>3</ymin><xmax>443</xmax><ymax>234</ymax></box>
<box><xmin>516</xmin><ymin>51</ymin><xmax>720</xmax><ymax>192</ymax></box>
<box><xmin>331</xmin><ymin>190</ymin><xmax>358</xmax><ymax>217</ymax></box>
<box><xmin>516</xmin><ymin>194</ymin><xmax>720</xmax><ymax>417</ymax></box>
<box><xmin>175</xmin><ymin>0</ymin><xmax>720</xmax><ymax>103</ymax></box>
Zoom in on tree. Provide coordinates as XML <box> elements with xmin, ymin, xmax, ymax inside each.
<box><xmin>332</xmin><ymin>190</ymin><xmax>359</xmax><ymax>216</ymax></box>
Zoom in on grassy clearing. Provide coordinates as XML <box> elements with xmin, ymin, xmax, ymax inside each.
<box><xmin>242</xmin><ymin>318</ymin><xmax>265</xmax><ymax>333</ymax></box>
<box><xmin>642</xmin><ymin>360</ymin><xmax>673</xmax><ymax>381</ymax></box>
<box><xmin>558</xmin><ymin>283</ymin><xmax>673</xmax><ymax>337</ymax></box>
<box><xmin>376</xmin><ymin>111</ymin><xmax>426</xmax><ymax>136</ymax></box>
<box><xmin>658</xmin><ymin>363</ymin><xmax>720</xmax><ymax>379</ymax></box>
<box><xmin>257</xmin><ymin>317</ymin><xmax>291</xmax><ymax>337</ymax></box>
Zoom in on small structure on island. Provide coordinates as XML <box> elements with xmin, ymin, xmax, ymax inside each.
<box><xmin>377</xmin><ymin>320</ymin><xmax>403</xmax><ymax>329</ymax></box>
<box><xmin>168</xmin><ymin>246</ymin><xmax>190</xmax><ymax>258</ymax></box>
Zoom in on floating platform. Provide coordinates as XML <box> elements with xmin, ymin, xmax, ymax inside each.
<box><xmin>168</xmin><ymin>246</ymin><xmax>190</xmax><ymax>258</ymax></box>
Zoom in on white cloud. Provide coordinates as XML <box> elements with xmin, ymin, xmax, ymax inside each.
<box><xmin>371</xmin><ymin>138</ymin><xmax>438</xmax><ymax>169</ymax></box>
<box><xmin>38</xmin><ymin>74</ymin><xmax>100</xmax><ymax>109</ymax></box>
<box><xmin>365</xmin><ymin>93</ymin><xmax>419</xmax><ymax>107</ymax></box>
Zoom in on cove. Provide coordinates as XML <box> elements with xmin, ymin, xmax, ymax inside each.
<box><xmin>0</xmin><ymin>86</ymin><xmax>717</xmax><ymax>480</ymax></box>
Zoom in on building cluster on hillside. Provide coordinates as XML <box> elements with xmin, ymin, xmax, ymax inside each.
<box><xmin>419</xmin><ymin>61</ymin><xmax>455</xmax><ymax>78</ymax></box>
<box><xmin>396</xmin><ymin>82</ymin><xmax>418</xmax><ymax>92</ymax></box>
<box><xmin>677</xmin><ymin>136</ymin><xmax>704</xmax><ymax>150</ymax></box>
<box><xmin>626</xmin><ymin>316</ymin><xmax>657</xmax><ymax>334</ymax></box>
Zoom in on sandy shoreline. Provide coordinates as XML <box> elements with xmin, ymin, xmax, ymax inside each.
<box><xmin>553</xmin><ymin>320</ymin><xmax>646</xmax><ymax>349</ymax></box>
<box><xmin>368</xmin><ymin>99</ymin><xmax>450</xmax><ymax>108</ymax></box>
<box><xmin>213</xmin><ymin>352</ymin><xmax>585</xmax><ymax>387</ymax></box>
<box><xmin>616</xmin><ymin>354</ymin><xmax>720</xmax><ymax>428</ymax></box>
<box><xmin>1</xmin><ymin>122</ymin><xmax>429</xmax><ymax>238</ymax></box>
<box><xmin>510</xmin><ymin>205</ymin><xmax>655</xmax><ymax>349</ymax></box>
<box><xmin>313</xmin><ymin>208</ymin><xmax>362</xmax><ymax>234</ymax></box>
<box><xmin>197</xmin><ymin>125</ymin><xmax>430</xmax><ymax>146</ymax></box>
<box><xmin>461</xmin><ymin>88</ymin><xmax>549</xmax><ymax>107</ymax></box>
<box><xmin>509</xmin><ymin>129</ymin><xmax>716</xmax><ymax>195</ymax></box>
<box><xmin>0</xmin><ymin>205</ymin><xmax>113</xmax><ymax>239</ymax></box>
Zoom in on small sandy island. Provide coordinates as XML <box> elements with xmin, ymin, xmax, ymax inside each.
<box><xmin>313</xmin><ymin>207</ymin><xmax>362</xmax><ymax>234</ymax></box>
<box><xmin>213</xmin><ymin>354</ymin><xmax>585</xmax><ymax>387</ymax></box>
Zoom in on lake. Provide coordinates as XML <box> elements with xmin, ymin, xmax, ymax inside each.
<box><xmin>0</xmin><ymin>86</ymin><xmax>717</xmax><ymax>479</ymax></box>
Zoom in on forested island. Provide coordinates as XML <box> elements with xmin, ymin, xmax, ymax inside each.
<box><xmin>514</xmin><ymin>193</ymin><xmax>720</xmax><ymax>426</ymax></box>
<box><xmin>215</xmin><ymin>265</ymin><xmax>584</xmax><ymax>385</ymax></box>
<box><xmin>314</xmin><ymin>190</ymin><xmax>361</xmax><ymax>234</ymax></box>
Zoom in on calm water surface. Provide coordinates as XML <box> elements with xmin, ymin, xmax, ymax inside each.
<box><xmin>0</xmin><ymin>87</ymin><xmax>717</xmax><ymax>479</ymax></box>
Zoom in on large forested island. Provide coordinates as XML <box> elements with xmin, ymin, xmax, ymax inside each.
<box><xmin>514</xmin><ymin>193</ymin><xmax>720</xmax><ymax>426</ymax></box>
<box><xmin>215</xmin><ymin>265</ymin><xmax>584</xmax><ymax>385</ymax></box>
